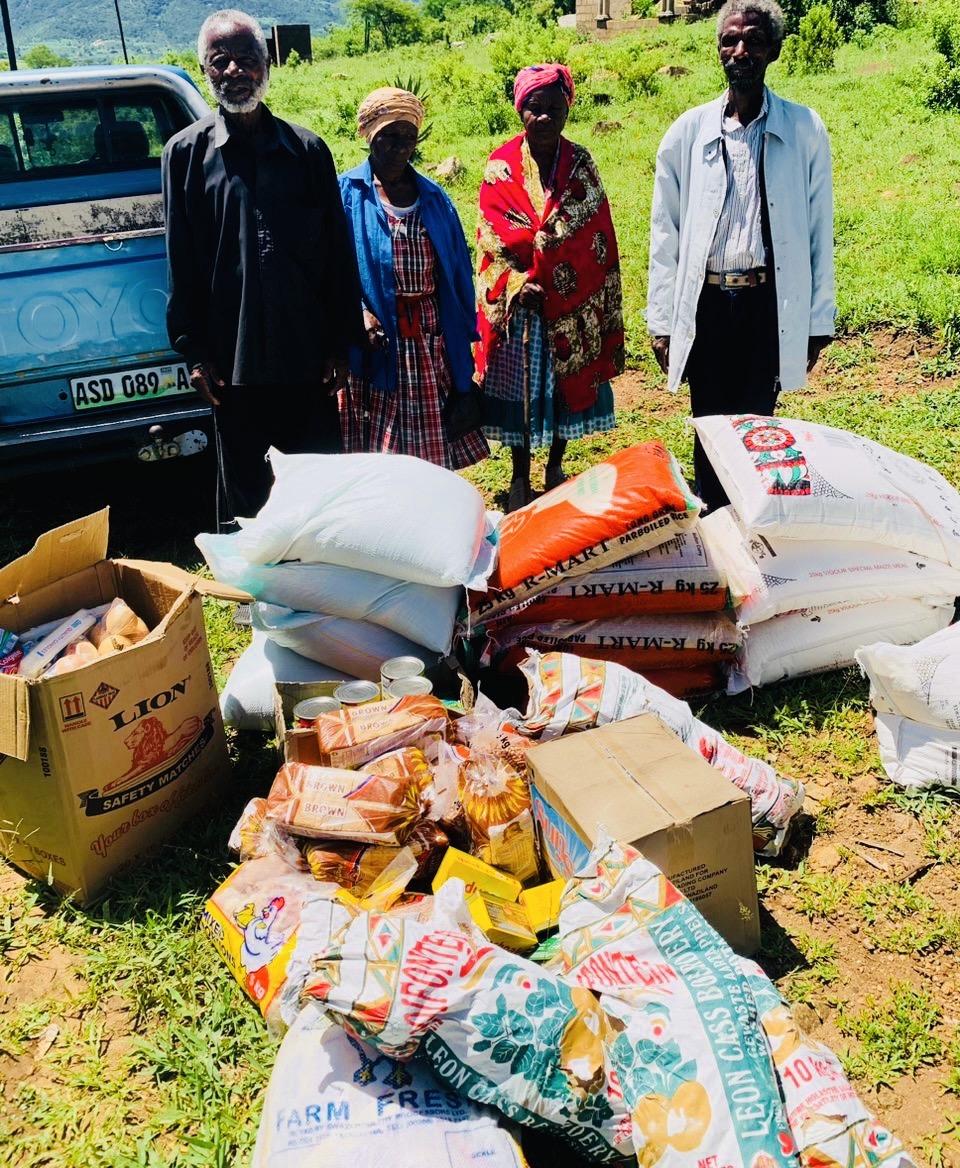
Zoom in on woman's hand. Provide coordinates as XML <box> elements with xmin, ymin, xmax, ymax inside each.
<box><xmin>363</xmin><ymin>310</ymin><xmax>389</xmax><ymax>351</ymax></box>
<box><xmin>517</xmin><ymin>281</ymin><xmax>545</xmax><ymax>313</ymax></box>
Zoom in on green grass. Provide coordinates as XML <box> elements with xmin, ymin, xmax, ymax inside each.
<box><xmin>836</xmin><ymin>983</ymin><xmax>945</xmax><ymax>1089</ymax></box>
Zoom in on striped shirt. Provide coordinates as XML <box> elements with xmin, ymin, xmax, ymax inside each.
<box><xmin>707</xmin><ymin>91</ymin><xmax>768</xmax><ymax>274</ymax></box>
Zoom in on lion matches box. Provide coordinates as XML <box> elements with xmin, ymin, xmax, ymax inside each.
<box><xmin>0</xmin><ymin>510</ymin><xmax>232</xmax><ymax>904</ymax></box>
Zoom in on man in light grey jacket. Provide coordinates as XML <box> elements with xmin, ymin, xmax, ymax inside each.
<box><xmin>646</xmin><ymin>0</ymin><xmax>835</xmax><ymax>510</ymax></box>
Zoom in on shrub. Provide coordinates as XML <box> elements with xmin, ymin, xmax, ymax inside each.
<box><xmin>923</xmin><ymin>2</ymin><xmax>960</xmax><ymax>112</ymax></box>
<box><xmin>488</xmin><ymin>21</ymin><xmax>578</xmax><ymax>99</ymax></box>
<box><xmin>780</xmin><ymin>4</ymin><xmax>841</xmax><ymax>75</ymax></box>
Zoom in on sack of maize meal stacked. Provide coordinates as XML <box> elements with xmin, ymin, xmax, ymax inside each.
<box><xmin>694</xmin><ymin>415</ymin><xmax>960</xmax><ymax>693</ymax></box>
<box><xmin>198</xmin><ymin>449</ymin><xmax>497</xmax><ymax>728</ymax></box>
<box><xmin>467</xmin><ymin>441</ymin><xmax>742</xmax><ymax>699</ymax></box>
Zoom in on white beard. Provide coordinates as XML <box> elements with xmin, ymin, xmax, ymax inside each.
<box><xmin>207</xmin><ymin>72</ymin><xmax>269</xmax><ymax>115</ymax></box>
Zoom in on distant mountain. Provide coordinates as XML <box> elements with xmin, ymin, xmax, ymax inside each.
<box><xmin>7</xmin><ymin>0</ymin><xmax>345</xmax><ymax>64</ymax></box>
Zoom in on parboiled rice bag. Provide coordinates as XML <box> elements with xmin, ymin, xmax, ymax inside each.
<box><xmin>519</xmin><ymin>652</ymin><xmax>803</xmax><ymax>857</ymax></box>
<box><xmin>736</xmin><ymin>959</ymin><xmax>914</xmax><ymax>1168</ymax></box>
<box><xmin>693</xmin><ymin>415</ymin><xmax>960</xmax><ymax>568</ymax></box>
<box><xmin>251</xmin><ymin>1001</ymin><xmax>529</xmax><ymax>1168</ymax></box>
<box><xmin>559</xmin><ymin>838</ymin><xmax>797</xmax><ymax>1168</ymax></box>
<box><xmin>702</xmin><ymin>508</ymin><xmax>960</xmax><ymax>627</ymax></box>
<box><xmin>300</xmin><ymin>887</ymin><xmax>634</xmax><ymax>1164</ymax></box>
<box><xmin>472</xmin><ymin>443</ymin><xmax>701</xmax><ymax>621</ymax></box>
<box><xmin>232</xmin><ymin>449</ymin><xmax>495</xmax><ymax>588</ymax></box>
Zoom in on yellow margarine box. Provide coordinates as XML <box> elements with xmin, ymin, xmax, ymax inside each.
<box><xmin>465</xmin><ymin>889</ymin><xmax>538</xmax><ymax>953</ymax></box>
<box><xmin>431</xmin><ymin>845</ymin><xmax>523</xmax><ymax>903</ymax></box>
<box><xmin>519</xmin><ymin>879</ymin><xmax>565</xmax><ymax>935</ymax></box>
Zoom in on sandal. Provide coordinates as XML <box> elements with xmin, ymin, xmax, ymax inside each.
<box><xmin>544</xmin><ymin>465</ymin><xmax>567</xmax><ymax>492</ymax></box>
<box><xmin>507</xmin><ymin>476</ymin><xmax>530</xmax><ymax>513</ymax></box>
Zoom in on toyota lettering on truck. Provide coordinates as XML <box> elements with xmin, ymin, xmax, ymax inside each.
<box><xmin>0</xmin><ymin>65</ymin><xmax>214</xmax><ymax>478</ymax></box>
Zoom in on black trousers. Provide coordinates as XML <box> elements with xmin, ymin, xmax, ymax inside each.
<box><xmin>684</xmin><ymin>279</ymin><xmax>779</xmax><ymax>512</ymax></box>
<box><xmin>214</xmin><ymin>383</ymin><xmax>342</xmax><ymax>521</ymax></box>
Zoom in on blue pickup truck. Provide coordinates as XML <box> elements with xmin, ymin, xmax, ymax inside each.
<box><xmin>0</xmin><ymin>65</ymin><xmax>215</xmax><ymax>479</ymax></box>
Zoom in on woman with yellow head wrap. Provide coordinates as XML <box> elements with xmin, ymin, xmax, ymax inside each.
<box><xmin>337</xmin><ymin>87</ymin><xmax>488</xmax><ymax>468</ymax></box>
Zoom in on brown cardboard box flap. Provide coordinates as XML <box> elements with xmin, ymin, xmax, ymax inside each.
<box><xmin>115</xmin><ymin>560</ymin><xmax>254</xmax><ymax>604</ymax></box>
<box><xmin>0</xmin><ymin>673</ymin><xmax>30</xmax><ymax>760</ymax></box>
<box><xmin>0</xmin><ymin>510</ymin><xmax>109</xmax><ymax>606</ymax></box>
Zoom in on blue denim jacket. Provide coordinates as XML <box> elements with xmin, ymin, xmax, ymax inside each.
<box><xmin>647</xmin><ymin>88</ymin><xmax>835</xmax><ymax>393</ymax></box>
<box><xmin>339</xmin><ymin>159</ymin><xmax>479</xmax><ymax>394</ymax></box>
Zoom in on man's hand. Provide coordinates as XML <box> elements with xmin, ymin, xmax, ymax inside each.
<box><xmin>517</xmin><ymin>281</ymin><xmax>545</xmax><ymax>312</ymax></box>
<box><xmin>807</xmin><ymin>335</ymin><xmax>831</xmax><ymax>373</ymax></box>
<box><xmin>363</xmin><ymin>310</ymin><xmax>389</xmax><ymax>352</ymax></box>
<box><xmin>651</xmin><ymin>335</ymin><xmax>670</xmax><ymax>376</ymax></box>
<box><xmin>190</xmin><ymin>361</ymin><xmax>225</xmax><ymax>406</ymax></box>
<box><xmin>321</xmin><ymin>357</ymin><xmax>348</xmax><ymax>394</ymax></box>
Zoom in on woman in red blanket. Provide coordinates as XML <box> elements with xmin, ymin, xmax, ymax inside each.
<box><xmin>476</xmin><ymin>63</ymin><xmax>624</xmax><ymax>512</ymax></box>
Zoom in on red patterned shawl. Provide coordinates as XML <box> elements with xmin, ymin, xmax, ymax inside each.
<box><xmin>475</xmin><ymin>132</ymin><xmax>624</xmax><ymax>412</ymax></box>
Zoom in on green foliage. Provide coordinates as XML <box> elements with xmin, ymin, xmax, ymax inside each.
<box><xmin>631</xmin><ymin>0</ymin><xmax>657</xmax><ymax>14</ymax></box>
<box><xmin>488</xmin><ymin>21</ymin><xmax>579</xmax><ymax>98</ymax></box>
<box><xmin>781</xmin><ymin>4</ymin><xmax>842</xmax><ymax>75</ymax></box>
<box><xmin>837</xmin><ymin>984</ymin><xmax>944</xmax><ymax>1088</ymax></box>
<box><xmin>23</xmin><ymin>44</ymin><xmax>72</xmax><ymax>68</ymax></box>
<box><xmin>349</xmin><ymin>0</ymin><xmax>429</xmax><ymax>50</ymax></box>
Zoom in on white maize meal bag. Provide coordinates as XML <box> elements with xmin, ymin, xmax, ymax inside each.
<box><xmin>693</xmin><ymin>415</ymin><xmax>960</xmax><ymax>568</ymax></box>
<box><xmin>702</xmin><ymin>508</ymin><xmax>960</xmax><ymax>626</ymax></box>
<box><xmin>873</xmin><ymin>713</ymin><xmax>960</xmax><ymax>790</ymax></box>
<box><xmin>729</xmin><ymin>599</ymin><xmax>953</xmax><ymax>693</ymax></box>
<box><xmin>232</xmin><ymin>449</ymin><xmax>496</xmax><ymax>588</ymax></box>
<box><xmin>252</xmin><ymin>602</ymin><xmax>431</xmax><ymax>683</ymax></box>
<box><xmin>855</xmin><ymin>620</ymin><xmax>960</xmax><ymax>729</ymax></box>
<box><xmin>197</xmin><ymin>530</ymin><xmax>460</xmax><ymax>652</ymax></box>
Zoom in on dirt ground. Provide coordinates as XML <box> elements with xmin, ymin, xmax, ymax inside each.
<box><xmin>2</xmin><ymin>328</ymin><xmax>959</xmax><ymax>1165</ymax></box>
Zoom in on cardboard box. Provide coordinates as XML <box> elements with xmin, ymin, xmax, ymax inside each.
<box><xmin>526</xmin><ymin>714</ymin><xmax>760</xmax><ymax>955</ymax></box>
<box><xmin>0</xmin><ymin>510</ymin><xmax>234</xmax><ymax>904</ymax></box>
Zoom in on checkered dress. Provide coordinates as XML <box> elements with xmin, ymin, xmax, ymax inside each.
<box><xmin>339</xmin><ymin>208</ymin><xmax>489</xmax><ymax>470</ymax></box>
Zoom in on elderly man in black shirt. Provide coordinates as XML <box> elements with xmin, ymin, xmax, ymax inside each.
<box><xmin>162</xmin><ymin>7</ymin><xmax>362</xmax><ymax>520</ymax></box>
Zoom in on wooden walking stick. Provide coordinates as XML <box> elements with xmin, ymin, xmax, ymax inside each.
<box><xmin>522</xmin><ymin>313</ymin><xmax>532</xmax><ymax>481</ymax></box>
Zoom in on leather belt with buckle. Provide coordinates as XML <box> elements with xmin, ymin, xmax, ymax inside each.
<box><xmin>706</xmin><ymin>268</ymin><xmax>767</xmax><ymax>288</ymax></box>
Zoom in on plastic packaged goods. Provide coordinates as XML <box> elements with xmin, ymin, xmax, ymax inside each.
<box><xmin>459</xmin><ymin>752</ymin><xmax>539</xmax><ymax>883</ymax></box>
<box><xmin>42</xmin><ymin>637</ymin><xmax>100</xmax><ymax>677</ymax></box>
<box><xmin>737</xmin><ymin>959</ymin><xmax>915</xmax><ymax>1168</ymax></box>
<box><xmin>250</xmin><ymin>601</ymin><xmax>433</xmax><ymax>684</ymax></box>
<box><xmin>196</xmin><ymin>530</ymin><xmax>462</xmax><ymax>652</ymax></box>
<box><xmin>89</xmin><ymin>596</ymin><xmax>150</xmax><ymax>646</ymax></box>
<box><xmin>559</xmin><ymin>838</ymin><xmax>796</xmax><ymax>1168</ymax></box>
<box><xmin>856</xmin><ymin>621</ymin><xmax>960</xmax><ymax>730</ymax></box>
<box><xmin>250</xmin><ymin>1002</ymin><xmax>529</xmax><ymax>1168</ymax></box>
<box><xmin>18</xmin><ymin>608</ymin><xmax>98</xmax><ymax>679</ymax></box>
<box><xmin>495</xmin><ymin>528</ymin><xmax>730</xmax><ymax>623</ymax></box>
<box><xmin>300</xmin><ymin>882</ymin><xmax>634</xmax><ymax>1164</ymax></box>
<box><xmin>702</xmin><ymin>507</ymin><xmax>960</xmax><ymax>627</ymax></box>
<box><xmin>264</xmin><ymin>748</ymin><xmax>432</xmax><ymax>844</ymax></box>
<box><xmin>485</xmin><ymin>612</ymin><xmax>742</xmax><ymax>672</ymax></box>
<box><xmin>873</xmin><ymin>714</ymin><xmax>960</xmax><ymax>790</ymax></box>
<box><xmin>472</xmin><ymin>443</ymin><xmax>701</xmax><ymax>621</ymax></box>
<box><xmin>228</xmin><ymin>449</ymin><xmax>495</xmax><ymax>589</ymax></box>
<box><xmin>729</xmin><ymin>599</ymin><xmax>954</xmax><ymax>693</ymax></box>
<box><xmin>693</xmin><ymin>414</ymin><xmax>960</xmax><ymax>568</ymax></box>
<box><xmin>518</xmin><ymin>652</ymin><xmax>803</xmax><ymax>857</ymax></box>
<box><xmin>313</xmin><ymin>694</ymin><xmax>448</xmax><ymax>770</ymax></box>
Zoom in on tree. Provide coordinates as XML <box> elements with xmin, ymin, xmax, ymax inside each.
<box><xmin>24</xmin><ymin>44</ymin><xmax>72</xmax><ymax>68</ymax></box>
<box><xmin>349</xmin><ymin>0</ymin><xmax>425</xmax><ymax>49</ymax></box>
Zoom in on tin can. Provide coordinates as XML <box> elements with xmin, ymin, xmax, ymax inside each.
<box><xmin>334</xmin><ymin>679</ymin><xmax>382</xmax><ymax>706</ymax></box>
<box><xmin>386</xmin><ymin>675</ymin><xmax>434</xmax><ymax>699</ymax></box>
<box><xmin>293</xmin><ymin>695</ymin><xmax>341</xmax><ymax>727</ymax></box>
<box><xmin>380</xmin><ymin>655</ymin><xmax>425</xmax><ymax>693</ymax></box>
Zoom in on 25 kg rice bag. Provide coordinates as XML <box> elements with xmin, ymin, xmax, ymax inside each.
<box><xmin>231</xmin><ymin>449</ymin><xmax>495</xmax><ymax>588</ymax></box>
<box><xmin>252</xmin><ymin>1002</ymin><xmax>529</xmax><ymax>1168</ymax></box>
<box><xmin>301</xmin><ymin>886</ymin><xmax>634</xmax><ymax>1164</ymax></box>
<box><xmin>519</xmin><ymin>652</ymin><xmax>802</xmax><ymax>857</ymax></box>
<box><xmin>197</xmin><ymin>530</ymin><xmax>461</xmax><ymax>652</ymax></box>
<box><xmin>251</xmin><ymin>602</ymin><xmax>433</xmax><ymax>683</ymax></box>
<box><xmin>559</xmin><ymin>838</ymin><xmax>796</xmax><ymax>1168</ymax></box>
<box><xmin>736</xmin><ymin>959</ymin><xmax>914</xmax><ymax>1168</ymax></box>
<box><xmin>693</xmin><ymin>415</ymin><xmax>960</xmax><ymax>568</ymax></box>
<box><xmin>703</xmin><ymin>508</ymin><xmax>960</xmax><ymax>627</ymax></box>
<box><xmin>264</xmin><ymin>750</ymin><xmax>426</xmax><ymax>844</ymax></box>
<box><xmin>730</xmin><ymin>599</ymin><xmax>954</xmax><ymax>693</ymax></box>
<box><xmin>496</xmin><ymin>529</ymin><xmax>729</xmax><ymax>623</ymax></box>
<box><xmin>472</xmin><ymin>443</ymin><xmax>701</xmax><ymax>621</ymax></box>
<box><xmin>856</xmin><ymin>621</ymin><xmax>960</xmax><ymax>729</ymax></box>
<box><xmin>314</xmin><ymin>695</ymin><xmax>448</xmax><ymax>769</ymax></box>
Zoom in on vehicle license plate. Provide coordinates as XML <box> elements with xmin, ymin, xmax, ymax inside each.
<box><xmin>70</xmin><ymin>362</ymin><xmax>192</xmax><ymax>410</ymax></box>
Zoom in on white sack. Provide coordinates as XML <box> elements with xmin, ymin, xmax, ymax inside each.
<box><xmin>219</xmin><ymin>631</ymin><xmax>354</xmax><ymax>732</ymax></box>
<box><xmin>251</xmin><ymin>1001</ymin><xmax>526</xmax><ymax>1168</ymax></box>
<box><xmin>694</xmin><ymin>415</ymin><xmax>960</xmax><ymax>568</ymax></box>
<box><xmin>730</xmin><ymin>599</ymin><xmax>953</xmax><ymax>692</ymax></box>
<box><xmin>196</xmin><ymin>531</ymin><xmax>458</xmax><ymax>653</ymax></box>
<box><xmin>252</xmin><ymin>602</ymin><xmax>431</xmax><ymax>683</ymax></box>
<box><xmin>856</xmin><ymin>620</ymin><xmax>960</xmax><ymax>729</ymax></box>
<box><xmin>703</xmin><ymin>507</ymin><xmax>960</xmax><ymax>625</ymax></box>
<box><xmin>874</xmin><ymin>713</ymin><xmax>960</xmax><ymax>789</ymax></box>
<box><xmin>231</xmin><ymin>449</ymin><xmax>495</xmax><ymax>589</ymax></box>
